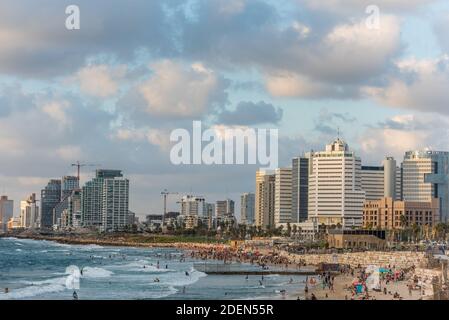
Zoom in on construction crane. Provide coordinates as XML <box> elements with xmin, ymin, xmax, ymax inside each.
<box><xmin>71</xmin><ymin>161</ymin><xmax>100</xmax><ymax>181</ymax></box>
<box><xmin>161</xmin><ymin>189</ymin><xmax>178</xmax><ymax>222</ymax></box>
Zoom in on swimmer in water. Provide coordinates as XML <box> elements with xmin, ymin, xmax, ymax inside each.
<box><xmin>154</xmin><ymin>278</ymin><xmax>160</xmax><ymax>283</ymax></box>
<box><xmin>73</xmin><ymin>291</ymin><xmax>78</xmax><ymax>300</ymax></box>
<box><xmin>185</xmin><ymin>271</ymin><xmax>190</xmax><ymax>276</ymax></box>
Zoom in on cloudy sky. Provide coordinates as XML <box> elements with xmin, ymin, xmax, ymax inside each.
<box><xmin>1</xmin><ymin>0</ymin><xmax>449</xmax><ymax>218</ymax></box>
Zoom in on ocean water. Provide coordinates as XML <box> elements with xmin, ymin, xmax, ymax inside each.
<box><xmin>0</xmin><ymin>237</ymin><xmax>306</xmax><ymax>300</ymax></box>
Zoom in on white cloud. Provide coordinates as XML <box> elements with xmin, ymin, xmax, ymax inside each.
<box><xmin>265</xmin><ymin>72</ymin><xmax>335</xmax><ymax>98</ymax></box>
<box><xmin>306</xmin><ymin>15</ymin><xmax>401</xmax><ymax>82</ymax></box>
<box><xmin>300</xmin><ymin>0</ymin><xmax>435</xmax><ymax>13</ymax></box>
<box><xmin>75</xmin><ymin>64</ymin><xmax>126</xmax><ymax>98</ymax></box>
<box><xmin>41</xmin><ymin>100</ymin><xmax>71</xmax><ymax>128</ymax></box>
<box><xmin>358</xmin><ymin>114</ymin><xmax>449</xmax><ymax>163</ymax></box>
<box><xmin>364</xmin><ymin>55</ymin><xmax>449</xmax><ymax>114</ymax></box>
<box><xmin>56</xmin><ymin>145</ymin><xmax>82</xmax><ymax>161</ymax></box>
<box><xmin>139</xmin><ymin>60</ymin><xmax>225</xmax><ymax>118</ymax></box>
<box><xmin>114</xmin><ymin>127</ymin><xmax>171</xmax><ymax>150</ymax></box>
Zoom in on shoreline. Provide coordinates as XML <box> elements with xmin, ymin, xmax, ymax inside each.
<box><xmin>1</xmin><ymin>233</ymin><xmax>229</xmax><ymax>251</ymax></box>
<box><xmin>2</xmin><ymin>234</ymin><xmax>439</xmax><ymax>300</ymax></box>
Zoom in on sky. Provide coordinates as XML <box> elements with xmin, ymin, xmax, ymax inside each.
<box><xmin>1</xmin><ymin>0</ymin><xmax>449</xmax><ymax>218</ymax></box>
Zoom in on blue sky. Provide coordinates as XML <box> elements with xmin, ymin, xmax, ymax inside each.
<box><xmin>1</xmin><ymin>0</ymin><xmax>449</xmax><ymax>218</ymax></box>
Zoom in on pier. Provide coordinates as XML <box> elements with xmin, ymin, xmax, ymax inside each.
<box><xmin>193</xmin><ymin>263</ymin><xmax>318</xmax><ymax>275</ymax></box>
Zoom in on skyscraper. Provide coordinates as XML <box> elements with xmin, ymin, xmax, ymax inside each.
<box><xmin>180</xmin><ymin>195</ymin><xmax>206</xmax><ymax>217</ymax></box>
<box><xmin>402</xmin><ymin>150</ymin><xmax>449</xmax><ymax>222</ymax></box>
<box><xmin>215</xmin><ymin>199</ymin><xmax>234</xmax><ymax>219</ymax></box>
<box><xmin>255</xmin><ymin>170</ymin><xmax>276</xmax><ymax>229</ymax></box>
<box><xmin>20</xmin><ymin>194</ymin><xmax>38</xmax><ymax>229</ymax></box>
<box><xmin>61</xmin><ymin>176</ymin><xmax>79</xmax><ymax>198</ymax></box>
<box><xmin>307</xmin><ymin>138</ymin><xmax>365</xmax><ymax>228</ymax></box>
<box><xmin>240</xmin><ymin>193</ymin><xmax>255</xmax><ymax>225</ymax></box>
<box><xmin>361</xmin><ymin>166</ymin><xmax>384</xmax><ymax>201</ymax></box>
<box><xmin>291</xmin><ymin>157</ymin><xmax>309</xmax><ymax>223</ymax></box>
<box><xmin>0</xmin><ymin>196</ymin><xmax>14</xmax><ymax>232</ymax></box>
<box><xmin>179</xmin><ymin>195</ymin><xmax>206</xmax><ymax>229</ymax></box>
<box><xmin>40</xmin><ymin>180</ymin><xmax>62</xmax><ymax>229</ymax></box>
<box><xmin>274</xmin><ymin>167</ymin><xmax>292</xmax><ymax>226</ymax></box>
<box><xmin>101</xmin><ymin>177</ymin><xmax>129</xmax><ymax>232</ymax></box>
<box><xmin>82</xmin><ymin>169</ymin><xmax>129</xmax><ymax>232</ymax></box>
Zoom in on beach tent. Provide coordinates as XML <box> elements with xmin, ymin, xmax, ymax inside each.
<box><xmin>365</xmin><ymin>265</ymin><xmax>379</xmax><ymax>274</ymax></box>
<box><xmin>355</xmin><ymin>284</ymin><xmax>364</xmax><ymax>294</ymax></box>
<box><xmin>366</xmin><ymin>271</ymin><xmax>381</xmax><ymax>291</ymax></box>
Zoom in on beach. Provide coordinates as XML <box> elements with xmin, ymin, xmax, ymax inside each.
<box><xmin>2</xmin><ymin>232</ymin><xmax>444</xmax><ymax>300</ymax></box>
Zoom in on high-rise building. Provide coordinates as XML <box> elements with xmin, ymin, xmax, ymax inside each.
<box><xmin>40</xmin><ymin>180</ymin><xmax>62</xmax><ymax>229</ymax></box>
<box><xmin>205</xmin><ymin>203</ymin><xmax>215</xmax><ymax>229</ymax></box>
<box><xmin>402</xmin><ymin>150</ymin><xmax>449</xmax><ymax>222</ymax></box>
<box><xmin>180</xmin><ymin>195</ymin><xmax>206</xmax><ymax>217</ymax></box>
<box><xmin>275</xmin><ymin>167</ymin><xmax>292</xmax><ymax>226</ymax></box>
<box><xmin>101</xmin><ymin>177</ymin><xmax>129</xmax><ymax>232</ymax></box>
<box><xmin>0</xmin><ymin>196</ymin><xmax>14</xmax><ymax>232</ymax></box>
<box><xmin>82</xmin><ymin>169</ymin><xmax>129</xmax><ymax>232</ymax></box>
<box><xmin>240</xmin><ymin>193</ymin><xmax>255</xmax><ymax>225</ymax></box>
<box><xmin>307</xmin><ymin>138</ymin><xmax>365</xmax><ymax>228</ymax></box>
<box><xmin>395</xmin><ymin>165</ymin><xmax>403</xmax><ymax>200</ymax></box>
<box><xmin>67</xmin><ymin>189</ymin><xmax>82</xmax><ymax>228</ymax></box>
<box><xmin>291</xmin><ymin>157</ymin><xmax>309</xmax><ymax>223</ymax></box>
<box><xmin>215</xmin><ymin>199</ymin><xmax>234</xmax><ymax>219</ymax></box>
<box><xmin>383</xmin><ymin>157</ymin><xmax>396</xmax><ymax>198</ymax></box>
<box><xmin>382</xmin><ymin>157</ymin><xmax>403</xmax><ymax>200</ymax></box>
<box><xmin>61</xmin><ymin>176</ymin><xmax>79</xmax><ymax>198</ymax></box>
<box><xmin>255</xmin><ymin>170</ymin><xmax>276</xmax><ymax>229</ymax></box>
<box><xmin>19</xmin><ymin>194</ymin><xmax>38</xmax><ymax>229</ymax></box>
<box><xmin>361</xmin><ymin>166</ymin><xmax>384</xmax><ymax>201</ymax></box>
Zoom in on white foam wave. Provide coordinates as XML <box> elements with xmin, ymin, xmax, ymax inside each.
<box><xmin>79</xmin><ymin>244</ymin><xmax>104</xmax><ymax>250</ymax></box>
<box><xmin>0</xmin><ymin>277</ymin><xmax>67</xmax><ymax>300</ymax></box>
<box><xmin>164</xmin><ymin>267</ymin><xmax>207</xmax><ymax>287</ymax></box>
<box><xmin>146</xmin><ymin>286</ymin><xmax>178</xmax><ymax>299</ymax></box>
<box><xmin>81</xmin><ymin>267</ymin><xmax>113</xmax><ymax>278</ymax></box>
<box><xmin>130</xmin><ymin>266</ymin><xmax>174</xmax><ymax>273</ymax></box>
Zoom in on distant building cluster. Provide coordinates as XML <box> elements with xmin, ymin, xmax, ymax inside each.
<box><xmin>1</xmin><ymin>137</ymin><xmax>448</xmax><ymax>237</ymax></box>
<box><xmin>1</xmin><ymin>169</ymin><xmax>130</xmax><ymax>233</ymax></box>
<box><xmin>252</xmin><ymin>138</ymin><xmax>448</xmax><ymax>237</ymax></box>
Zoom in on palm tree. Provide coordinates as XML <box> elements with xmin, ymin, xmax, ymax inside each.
<box><xmin>411</xmin><ymin>223</ymin><xmax>421</xmax><ymax>243</ymax></box>
<box><xmin>399</xmin><ymin>215</ymin><xmax>408</xmax><ymax>242</ymax></box>
<box><xmin>286</xmin><ymin>222</ymin><xmax>292</xmax><ymax>237</ymax></box>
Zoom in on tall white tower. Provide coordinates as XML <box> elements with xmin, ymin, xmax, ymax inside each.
<box><xmin>307</xmin><ymin>138</ymin><xmax>365</xmax><ymax>228</ymax></box>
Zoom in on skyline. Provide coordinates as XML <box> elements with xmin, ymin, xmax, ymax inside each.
<box><xmin>2</xmin><ymin>0</ymin><xmax>449</xmax><ymax>218</ymax></box>
<box><xmin>2</xmin><ymin>136</ymin><xmax>449</xmax><ymax>222</ymax></box>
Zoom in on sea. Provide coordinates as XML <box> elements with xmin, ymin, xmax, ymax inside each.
<box><xmin>0</xmin><ymin>237</ymin><xmax>306</xmax><ymax>300</ymax></box>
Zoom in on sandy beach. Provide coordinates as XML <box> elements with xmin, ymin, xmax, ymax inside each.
<box><xmin>3</xmin><ymin>233</ymin><xmax>441</xmax><ymax>300</ymax></box>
